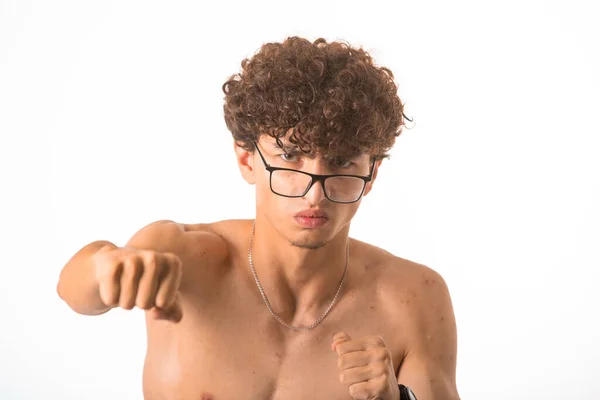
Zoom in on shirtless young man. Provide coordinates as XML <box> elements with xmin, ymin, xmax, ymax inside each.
<box><xmin>57</xmin><ymin>37</ymin><xmax>459</xmax><ymax>400</ymax></box>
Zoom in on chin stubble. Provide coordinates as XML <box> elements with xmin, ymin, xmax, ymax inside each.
<box><xmin>289</xmin><ymin>239</ymin><xmax>326</xmax><ymax>250</ymax></box>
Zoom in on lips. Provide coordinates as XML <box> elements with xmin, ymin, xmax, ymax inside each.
<box><xmin>294</xmin><ymin>210</ymin><xmax>329</xmax><ymax>219</ymax></box>
<box><xmin>293</xmin><ymin>210</ymin><xmax>329</xmax><ymax>228</ymax></box>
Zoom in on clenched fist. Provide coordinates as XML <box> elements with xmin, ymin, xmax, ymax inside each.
<box><xmin>92</xmin><ymin>247</ymin><xmax>183</xmax><ymax>322</ymax></box>
<box><xmin>331</xmin><ymin>332</ymin><xmax>400</xmax><ymax>400</ymax></box>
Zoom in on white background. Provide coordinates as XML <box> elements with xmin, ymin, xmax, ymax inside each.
<box><xmin>1</xmin><ymin>0</ymin><xmax>599</xmax><ymax>398</ymax></box>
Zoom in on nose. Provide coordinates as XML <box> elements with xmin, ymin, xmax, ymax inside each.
<box><xmin>303</xmin><ymin>178</ymin><xmax>327</xmax><ymax>205</ymax></box>
<box><xmin>302</xmin><ymin>160</ymin><xmax>328</xmax><ymax>205</ymax></box>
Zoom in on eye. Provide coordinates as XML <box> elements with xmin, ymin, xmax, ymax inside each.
<box><xmin>333</xmin><ymin>159</ymin><xmax>352</xmax><ymax>169</ymax></box>
<box><xmin>279</xmin><ymin>153</ymin><xmax>300</xmax><ymax>162</ymax></box>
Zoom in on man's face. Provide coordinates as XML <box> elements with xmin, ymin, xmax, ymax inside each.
<box><xmin>235</xmin><ymin>135</ymin><xmax>380</xmax><ymax>249</ymax></box>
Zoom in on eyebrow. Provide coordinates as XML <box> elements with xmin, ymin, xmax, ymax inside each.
<box><xmin>267</xmin><ymin>142</ymin><xmax>364</xmax><ymax>162</ymax></box>
<box><xmin>270</xmin><ymin>142</ymin><xmax>300</xmax><ymax>152</ymax></box>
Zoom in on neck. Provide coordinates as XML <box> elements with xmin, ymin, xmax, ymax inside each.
<box><xmin>248</xmin><ymin>217</ymin><xmax>350</xmax><ymax>326</ymax></box>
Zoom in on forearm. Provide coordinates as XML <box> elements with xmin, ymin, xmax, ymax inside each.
<box><xmin>57</xmin><ymin>240</ymin><xmax>117</xmax><ymax>315</ymax></box>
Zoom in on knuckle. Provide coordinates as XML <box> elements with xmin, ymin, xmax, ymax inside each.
<box><xmin>372</xmin><ymin>362</ymin><xmax>387</xmax><ymax>376</ymax></box>
<box><xmin>92</xmin><ymin>246</ymin><xmax>114</xmax><ymax>264</ymax></box>
<box><xmin>104</xmin><ymin>298</ymin><xmax>118</xmax><ymax>307</ymax></box>
<box><xmin>348</xmin><ymin>385</ymin><xmax>357</xmax><ymax>396</ymax></box>
<box><xmin>165</xmin><ymin>253</ymin><xmax>182</xmax><ymax>273</ymax></box>
<box><xmin>138</xmin><ymin>286</ymin><xmax>154</xmax><ymax>307</ymax></box>
<box><xmin>123</xmin><ymin>257</ymin><xmax>139</xmax><ymax>275</ymax></box>
<box><xmin>97</xmin><ymin>258</ymin><xmax>120</xmax><ymax>281</ymax></box>
<box><xmin>99</xmin><ymin>285</ymin><xmax>117</xmax><ymax>306</ymax></box>
<box><xmin>154</xmin><ymin>294</ymin><xmax>165</xmax><ymax>309</ymax></box>
<box><xmin>155</xmin><ymin>290</ymin><xmax>168</xmax><ymax>307</ymax></box>
<box><xmin>365</xmin><ymin>336</ymin><xmax>377</xmax><ymax>347</ymax></box>
<box><xmin>384</xmin><ymin>347</ymin><xmax>392</xmax><ymax>359</ymax></box>
<box><xmin>120</xmin><ymin>297</ymin><xmax>135</xmax><ymax>310</ymax></box>
<box><xmin>144</xmin><ymin>252</ymin><xmax>159</xmax><ymax>270</ymax></box>
<box><xmin>174</xmin><ymin>258</ymin><xmax>183</xmax><ymax>276</ymax></box>
<box><xmin>376</xmin><ymin>374</ymin><xmax>388</xmax><ymax>385</ymax></box>
<box><xmin>136</xmin><ymin>296</ymin><xmax>152</xmax><ymax>310</ymax></box>
<box><xmin>348</xmin><ymin>383</ymin><xmax>364</xmax><ymax>398</ymax></box>
<box><xmin>375</xmin><ymin>347</ymin><xmax>390</xmax><ymax>360</ymax></box>
<box><xmin>134</xmin><ymin>302</ymin><xmax>144</xmax><ymax>310</ymax></box>
<box><xmin>369</xmin><ymin>335</ymin><xmax>385</xmax><ymax>347</ymax></box>
<box><xmin>339</xmin><ymin>372</ymin><xmax>349</xmax><ymax>385</ymax></box>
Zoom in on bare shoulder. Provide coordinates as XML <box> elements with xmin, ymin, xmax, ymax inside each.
<box><xmin>183</xmin><ymin>218</ymin><xmax>252</xmax><ymax>256</ymax></box>
<box><xmin>350</xmin><ymin>237</ymin><xmax>443</xmax><ymax>286</ymax></box>
<box><xmin>351</xmin><ymin>237</ymin><xmax>455</xmax><ymax>333</ymax></box>
<box><xmin>125</xmin><ymin>220</ymin><xmax>226</xmax><ymax>261</ymax></box>
<box><xmin>354</xmin><ymin>238</ymin><xmax>449</xmax><ymax>299</ymax></box>
<box><xmin>126</xmin><ymin>217</ymin><xmax>252</xmax><ymax>261</ymax></box>
<box><xmin>125</xmin><ymin>219</ymin><xmax>185</xmax><ymax>250</ymax></box>
<box><xmin>124</xmin><ymin>219</ymin><xmax>235</xmax><ymax>288</ymax></box>
<box><xmin>354</xmin><ymin>240</ymin><xmax>459</xmax><ymax>397</ymax></box>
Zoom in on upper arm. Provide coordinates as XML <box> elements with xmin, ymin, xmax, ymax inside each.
<box><xmin>125</xmin><ymin>219</ymin><xmax>184</xmax><ymax>250</ymax></box>
<box><xmin>397</xmin><ymin>266</ymin><xmax>460</xmax><ymax>400</ymax></box>
<box><xmin>124</xmin><ymin>220</ymin><xmax>230</xmax><ymax>292</ymax></box>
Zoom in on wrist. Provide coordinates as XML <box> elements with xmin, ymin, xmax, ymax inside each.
<box><xmin>381</xmin><ymin>383</ymin><xmax>400</xmax><ymax>400</ymax></box>
<box><xmin>398</xmin><ymin>384</ymin><xmax>417</xmax><ymax>400</ymax></box>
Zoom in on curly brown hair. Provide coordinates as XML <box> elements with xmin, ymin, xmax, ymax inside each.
<box><xmin>222</xmin><ymin>37</ymin><xmax>408</xmax><ymax>161</ymax></box>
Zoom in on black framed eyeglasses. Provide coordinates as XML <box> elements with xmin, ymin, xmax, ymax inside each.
<box><xmin>253</xmin><ymin>141</ymin><xmax>375</xmax><ymax>204</ymax></box>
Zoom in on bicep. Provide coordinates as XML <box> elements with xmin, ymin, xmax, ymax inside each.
<box><xmin>397</xmin><ymin>353</ymin><xmax>457</xmax><ymax>400</ymax></box>
<box><xmin>397</xmin><ymin>268</ymin><xmax>460</xmax><ymax>400</ymax></box>
<box><xmin>124</xmin><ymin>220</ymin><xmax>229</xmax><ymax>291</ymax></box>
<box><xmin>125</xmin><ymin>219</ymin><xmax>182</xmax><ymax>250</ymax></box>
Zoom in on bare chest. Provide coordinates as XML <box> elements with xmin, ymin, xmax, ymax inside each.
<box><xmin>142</xmin><ymin>283</ymin><xmax>407</xmax><ymax>400</ymax></box>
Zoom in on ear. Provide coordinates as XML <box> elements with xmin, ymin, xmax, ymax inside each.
<box><xmin>362</xmin><ymin>159</ymin><xmax>383</xmax><ymax>197</ymax></box>
<box><xmin>233</xmin><ymin>141</ymin><xmax>257</xmax><ymax>185</ymax></box>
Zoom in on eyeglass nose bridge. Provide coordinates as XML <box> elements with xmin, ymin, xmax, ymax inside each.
<box><xmin>300</xmin><ymin>172</ymin><xmax>336</xmax><ymax>196</ymax></box>
<box><xmin>299</xmin><ymin>173</ymin><xmax>329</xmax><ymax>198</ymax></box>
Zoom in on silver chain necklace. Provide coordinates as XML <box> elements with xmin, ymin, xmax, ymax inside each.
<box><xmin>247</xmin><ymin>220</ymin><xmax>348</xmax><ymax>331</ymax></box>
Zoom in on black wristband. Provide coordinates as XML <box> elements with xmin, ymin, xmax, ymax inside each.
<box><xmin>398</xmin><ymin>384</ymin><xmax>417</xmax><ymax>400</ymax></box>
